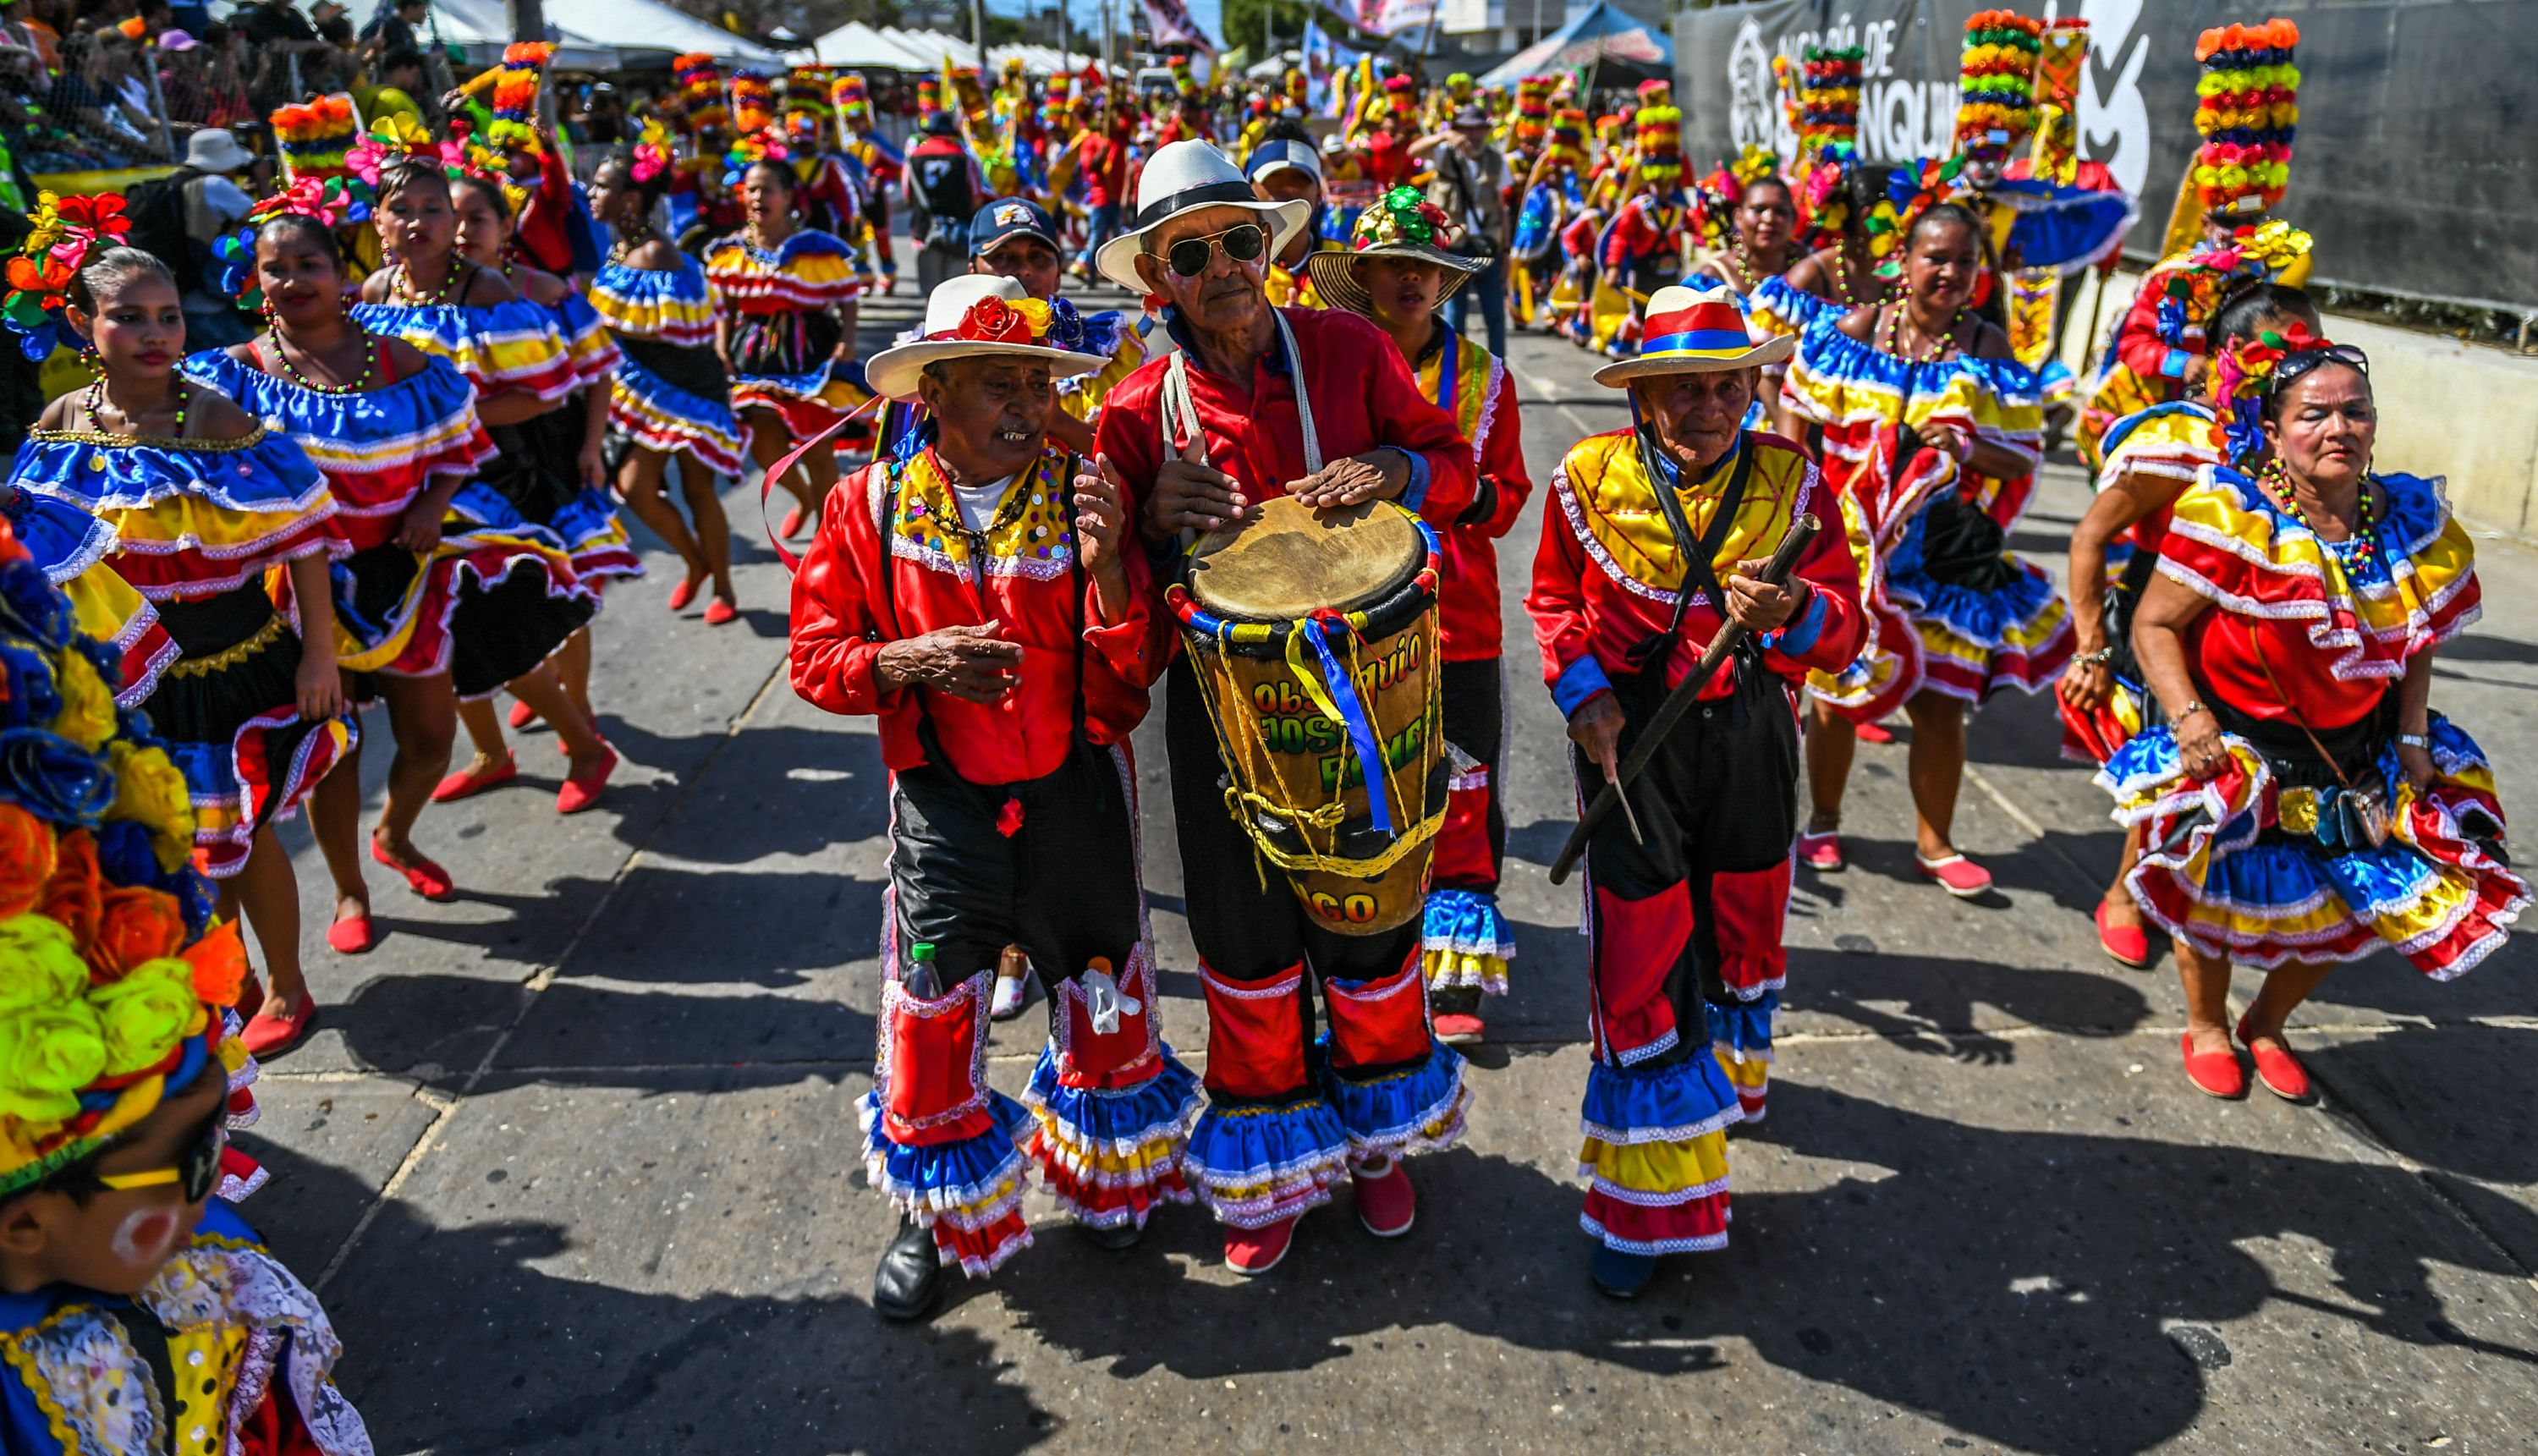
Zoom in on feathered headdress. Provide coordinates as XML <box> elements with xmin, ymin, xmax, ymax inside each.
<box><xmin>488</xmin><ymin>41</ymin><xmax>552</xmax><ymax>158</ymax></box>
<box><xmin>2193</xmin><ymin>19</ymin><xmax>2299</xmax><ymax>218</ymax></box>
<box><xmin>1955</xmin><ymin>10</ymin><xmax>2043</xmax><ymax>161</ymax></box>
<box><xmin>271</xmin><ymin>94</ymin><xmax>360</xmax><ymax>184</ymax></box>
<box><xmin>674</xmin><ymin>53</ymin><xmax>728</xmax><ymax>138</ymax></box>
<box><xmin>0</xmin><ymin>519</ymin><xmax>248</xmax><ymax>1202</ymax></box>
<box><xmin>3</xmin><ymin>192</ymin><xmax>130</xmax><ymax>359</ymax></box>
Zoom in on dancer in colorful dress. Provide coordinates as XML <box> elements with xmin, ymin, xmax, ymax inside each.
<box><xmin>790</xmin><ymin>276</ymin><xmax>1191</xmax><ymax>1321</ymax></box>
<box><xmin>710</xmin><ymin>154</ymin><xmax>865</xmax><ymax>540</ymax></box>
<box><xmin>2110</xmin><ymin>326</ymin><xmax>2525</xmax><ymax>1100</ymax></box>
<box><xmin>2060</xmin><ymin>260</ymin><xmax>2315</xmax><ymax>969</ymax></box>
<box><xmin>185</xmin><ymin>188</ymin><xmax>504</xmax><ymax>959</ymax></box>
<box><xmin>1527</xmin><ymin>284</ymin><xmax>1865</xmax><ymax>1295</ymax></box>
<box><xmin>1309</xmin><ymin>189</ymin><xmax>1530</xmax><ymax>1044</ymax></box>
<box><xmin>1783</xmin><ymin>201</ymin><xmax>2072</xmax><ymax>897</ymax></box>
<box><xmin>446</xmin><ymin>168</ymin><xmax>639</xmax><ymax>778</ymax></box>
<box><xmin>590</xmin><ymin>141</ymin><xmax>746</xmax><ymax>625</ymax></box>
<box><xmin>347</xmin><ymin>132</ymin><xmax>617</xmax><ymax>823</ymax></box>
<box><xmin>0</xmin><ymin>481</ymin><xmax>173</xmax><ymax>705</ymax></box>
<box><xmin>9</xmin><ymin>233</ymin><xmax>348</xmax><ymax>1058</ymax></box>
<box><xmin>0</xmin><ymin>536</ymin><xmax>371</xmax><ymax>1453</ymax></box>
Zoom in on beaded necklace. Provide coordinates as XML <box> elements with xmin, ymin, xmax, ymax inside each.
<box><xmin>2259</xmin><ymin>457</ymin><xmax>2381</xmax><ymax>569</ymax></box>
<box><xmin>393</xmin><ymin>257</ymin><xmax>470</xmax><ymax>307</ymax></box>
<box><xmin>268</xmin><ymin>327</ymin><xmax>380</xmax><ymax>394</ymax></box>
<box><xmin>1830</xmin><ymin>250</ymin><xmax>1881</xmax><ymax>309</ymax></box>
<box><xmin>607</xmin><ymin>226</ymin><xmax>656</xmax><ymax>266</ymax></box>
<box><xmin>1882</xmin><ymin>303</ymin><xmax>1968</xmax><ymax>363</ymax></box>
<box><xmin>85</xmin><ymin>377</ymin><xmax>190</xmax><ymax>437</ymax></box>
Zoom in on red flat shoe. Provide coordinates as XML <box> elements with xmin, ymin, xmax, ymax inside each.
<box><xmin>2095</xmin><ymin>901</ymin><xmax>2153</xmax><ymax>969</ymax></box>
<box><xmin>1224</xmin><ymin>1214</ymin><xmax>1299</xmax><ymax>1276</ymax></box>
<box><xmin>326</xmin><ymin>911</ymin><xmax>376</xmax><ymax>954</ymax></box>
<box><xmin>2236</xmin><ymin>1016</ymin><xmax>2314</xmax><ymax>1102</ymax></box>
<box><xmin>1432</xmin><ymin>1011</ymin><xmax>1486</xmax><ymax>1046</ymax></box>
<box><xmin>667</xmin><ymin>577</ymin><xmax>699</xmax><ymax>612</ymax></box>
<box><xmin>431</xmin><ymin>751</ymin><xmax>517</xmax><ymax>803</ymax></box>
<box><xmin>371</xmin><ymin>838</ymin><xmax>456</xmax><ymax>901</ymax></box>
<box><xmin>557</xmin><ymin>745</ymin><xmax>618</xmax><ymax>815</ymax></box>
<box><xmin>701</xmin><ymin>596</ymin><xmax>739</xmax><ymax>626</ymax></box>
<box><xmin>506</xmin><ymin>698</ymin><xmax>538</xmax><ymax>730</ymax></box>
<box><xmin>1350</xmin><ymin>1156</ymin><xmax>1416</xmax><ymax>1238</ymax></box>
<box><xmin>2181</xmin><ymin>1032</ymin><xmax>2246</xmax><ymax>1099</ymax></box>
<box><xmin>1858</xmin><ymin>720</ymin><xmax>1896</xmax><ymax>744</ymax></box>
<box><xmin>240</xmin><ymin>997</ymin><xmax>318</xmax><ymax>1059</ymax></box>
<box><xmin>777</xmin><ymin>504</ymin><xmax>804</xmax><ymax>539</ymax></box>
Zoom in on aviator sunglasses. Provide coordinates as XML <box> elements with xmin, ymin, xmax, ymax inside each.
<box><xmin>1162</xmin><ymin>223</ymin><xmax>1266</xmax><ymax>278</ymax></box>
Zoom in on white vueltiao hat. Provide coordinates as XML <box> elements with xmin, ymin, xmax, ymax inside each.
<box><xmin>862</xmin><ymin>276</ymin><xmax>1108</xmax><ymax>403</ymax></box>
<box><xmin>1092</xmin><ymin>139</ymin><xmax>1310</xmax><ymax>294</ymax></box>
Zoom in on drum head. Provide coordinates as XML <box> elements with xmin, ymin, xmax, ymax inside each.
<box><xmin>1189</xmin><ymin>497</ymin><xmax>1423</xmax><ymax>622</ymax></box>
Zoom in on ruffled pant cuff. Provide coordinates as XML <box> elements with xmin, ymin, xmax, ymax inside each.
<box><xmin>857</xmin><ymin>1089</ymin><xmax>1036</xmax><ymax>1277</ymax></box>
<box><xmin>1705</xmin><ymin>994</ymin><xmax>1777</xmax><ymax>1124</ymax></box>
<box><xmin>1325</xmin><ymin>1037</ymin><xmax>1472</xmax><ymax>1162</ymax></box>
<box><xmin>1181</xmin><ymin>1095</ymin><xmax>1351</xmax><ymax>1229</ymax></box>
<box><xmin>1577</xmin><ymin>1069</ymin><xmax>1736</xmax><ymax>1255</ymax></box>
<box><xmin>1421</xmin><ymin>887</ymin><xmax>1514</xmax><ymax>996</ymax></box>
<box><xmin>1022</xmin><ymin>1041</ymin><xmax>1204</xmax><ymax>1229</ymax></box>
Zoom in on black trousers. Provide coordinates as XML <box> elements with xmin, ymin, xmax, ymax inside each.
<box><xmin>1166</xmin><ymin>656</ymin><xmax>1421</xmax><ymax>986</ymax></box>
<box><xmin>888</xmin><ymin>738</ymin><xmax>1143</xmax><ymax>988</ymax></box>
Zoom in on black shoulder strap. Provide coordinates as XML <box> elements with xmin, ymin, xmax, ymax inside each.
<box><xmin>1622</xmin><ymin>430</ymin><xmax>1754</xmax><ymax>673</ymax></box>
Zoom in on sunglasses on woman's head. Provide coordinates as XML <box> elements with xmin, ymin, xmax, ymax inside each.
<box><xmin>2276</xmin><ymin>343</ymin><xmax>2370</xmax><ymax>389</ymax></box>
<box><xmin>1162</xmin><ymin>223</ymin><xmax>1266</xmax><ymax>279</ymax></box>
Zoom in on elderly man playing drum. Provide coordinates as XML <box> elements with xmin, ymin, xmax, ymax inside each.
<box><xmin>1090</xmin><ymin>140</ymin><xmax>1480</xmax><ymax>1277</ymax></box>
<box><xmin>790</xmin><ymin>276</ymin><xmax>1193</xmax><ymax>1323</ymax></box>
<box><xmin>1527</xmin><ymin>284</ymin><xmax>1868</xmax><ymax>1299</ymax></box>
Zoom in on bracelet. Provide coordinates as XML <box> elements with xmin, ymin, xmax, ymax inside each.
<box><xmin>2173</xmin><ymin>699</ymin><xmax>2211</xmax><ymax>722</ymax></box>
<box><xmin>2396</xmin><ymin>732</ymin><xmax>2431</xmax><ymax>750</ymax></box>
<box><xmin>2074</xmin><ymin>646</ymin><xmax>2114</xmax><ymax>668</ymax></box>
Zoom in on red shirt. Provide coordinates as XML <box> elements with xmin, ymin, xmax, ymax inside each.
<box><xmin>1079</xmin><ymin>127</ymin><xmax>1131</xmax><ymax>209</ymax></box>
<box><xmin>788</xmin><ymin>448</ymin><xmax>1166</xmax><ymax>784</ymax></box>
<box><xmin>1096</xmin><ymin>307</ymin><xmax>1478</xmax><ymax>547</ymax></box>
<box><xmin>1530</xmin><ymin>430</ymin><xmax>1865</xmax><ymax>712</ymax></box>
<box><xmin>1415</xmin><ymin>324</ymin><xmax>1532</xmax><ymax>661</ymax></box>
<box><xmin>1363</xmin><ymin>130</ymin><xmax>1419</xmax><ymax>189</ymax></box>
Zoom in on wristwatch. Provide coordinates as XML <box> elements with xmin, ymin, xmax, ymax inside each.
<box><xmin>2396</xmin><ymin>732</ymin><xmax>2431</xmax><ymax>750</ymax></box>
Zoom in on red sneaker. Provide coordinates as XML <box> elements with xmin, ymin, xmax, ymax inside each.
<box><xmin>2236</xmin><ymin>1016</ymin><xmax>2314</xmax><ymax>1102</ymax></box>
<box><xmin>2095</xmin><ymin>901</ymin><xmax>2152</xmax><ymax>969</ymax></box>
<box><xmin>1795</xmin><ymin>827</ymin><xmax>1843</xmax><ymax>871</ymax></box>
<box><xmin>1914</xmin><ymin>852</ymin><xmax>1993</xmax><ymax>898</ymax></box>
<box><xmin>1224</xmin><ymin>1215</ymin><xmax>1299</xmax><ymax>1276</ymax></box>
<box><xmin>2181</xmin><ymin>1031</ymin><xmax>2246</xmax><ymax>1099</ymax></box>
<box><xmin>1350</xmin><ymin>1155</ymin><xmax>1416</xmax><ymax>1238</ymax></box>
<box><xmin>1432</xmin><ymin>1011</ymin><xmax>1486</xmax><ymax>1046</ymax></box>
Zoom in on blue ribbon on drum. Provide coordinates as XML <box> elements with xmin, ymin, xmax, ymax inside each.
<box><xmin>1293</xmin><ymin>613</ymin><xmax>1394</xmax><ymax>838</ymax></box>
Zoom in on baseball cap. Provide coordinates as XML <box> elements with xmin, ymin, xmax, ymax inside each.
<box><xmin>1245</xmin><ymin>138</ymin><xmax>1321</xmax><ymax>184</ymax></box>
<box><xmin>969</xmin><ymin>197</ymin><xmax>1059</xmax><ymax>257</ymax></box>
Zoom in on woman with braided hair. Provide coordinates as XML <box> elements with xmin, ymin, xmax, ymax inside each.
<box><xmin>2110</xmin><ymin>328</ymin><xmax>2524</xmax><ymax>1101</ymax></box>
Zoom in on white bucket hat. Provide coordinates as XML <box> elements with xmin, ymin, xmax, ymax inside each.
<box><xmin>863</xmin><ymin>275</ymin><xmax>1108</xmax><ymax>403</ymax></box>
<box><xmin>184</xmin><ymin>128</ymin><xmax>253</xmax><ymax>174</ymax></box>
<box><xmin>1093</xmin><ymin>139</ymin><xmax>1311</xmax><ymax>294</ymax></box>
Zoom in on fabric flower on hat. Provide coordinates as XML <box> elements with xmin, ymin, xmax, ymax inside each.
<box><xmin>0</xmin><ymin>726</ymin><xmax>112</xmax><ymax>827</ymax></box>
<box><xmin>37</xmin><ymin>829</ymin><xmax>100</xmax><ymax>951</ymax></box>
<box><xmin>88</xmin><ymin>887</ymin><xmax>184</xmax><ymax>981</ymax></box>
<box><xmin>0</xmin><ymin>553</ymin><xmax>74</xmax><ymax>649</ymax></box>
<box><xmin>45</xmin><ymin>648</ymin><xmax>113</xmax><ymax>754</ymax></box>
<box><xmin>0</xmin><ymin>804</ymin><xmax>52</xmax><ymax>919</ymax></box>
<box><xmin>955</xmin><ymin>295</ymin><xmax>1030</xmax><ymax>343</ymax></box>
<box><xmin>104</xmin><ymin>739</ymin><xmax>195</xmax><ymax>872</ymax></box>
<box><xmin>181</xmin><ymin>920</ymin><xmax>246</xmax><ymax>1009</ymax></box>
<box><xmin>0</xmin><ymin>1001</ymin><xmax>106</xmax><ymax>1124</ymax></box>
<box><xmin>88</xmin><ymin>957</ymin><xmax>197</xmax><ymax>1076</ymax></box>
<box><xmin>0</xmin><ymin>914</ymin><xmax>86</xmax><ymax>1015</ymax></box>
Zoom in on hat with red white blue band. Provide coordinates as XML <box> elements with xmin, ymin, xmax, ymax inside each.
<box><xmin>1591</xmin><ymin>283</ymin><xmax>1793</xmax><ymax>386</ymax></box>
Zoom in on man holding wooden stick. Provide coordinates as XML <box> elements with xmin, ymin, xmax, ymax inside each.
<box><xmin>1525</xmin><ymin>284</ymin><xmax>1867</xmax><ymax>1299</ymax></box>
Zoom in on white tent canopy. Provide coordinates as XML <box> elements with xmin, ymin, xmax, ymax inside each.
<box><xmin>415</xmin><ymin>0</ymin><xmax>785</xmax><ymax>69</ymax></box>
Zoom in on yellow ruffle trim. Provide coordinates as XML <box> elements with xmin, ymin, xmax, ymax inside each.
<box><xmin>1577</xmin><ymin>1127</ymin><xmax>1732</xmax><ymax>1195</ymax></box>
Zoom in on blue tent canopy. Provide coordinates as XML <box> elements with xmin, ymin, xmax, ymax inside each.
<box><xmin>1477</xmin><ymin>3</ymin><xmax>1673</xmax><ymax>90</ymax></box>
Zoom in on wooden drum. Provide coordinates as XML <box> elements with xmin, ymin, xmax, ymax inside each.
<box><xmin>1167</xmin><ymin>497</ymin><xmax>1448</xmax><ymax>937</ymax></box>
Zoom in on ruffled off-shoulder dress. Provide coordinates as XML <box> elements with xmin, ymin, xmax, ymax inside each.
<box><xmin>1</xmin><ymin>484</ymin><xmax>175</xmax><ymax>703</ymax></box>
<box><xmin>589</xmin><ymin>250</ymin><xmax>745</xmax><ymax>479</ymax></box>
<box><xmin>1782</xmin><ymin>321</ymin><xmax>2074</xmax><ymax>722</ymax></box>
<box><xmin>2099</xmin><ymin>466</ymin><xmax>2528</xmax><ymax>977</ymax></box>
<box><xmin>704</xmin><ymin>228</ymin><xmax>865</xmax><ymax>437</ymax></box>
<box><xmin>9</xmin><ymin>422</ymin><xmax>350</xmax><ymax>876</ymax></box>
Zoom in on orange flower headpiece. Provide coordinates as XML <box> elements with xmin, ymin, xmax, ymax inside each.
<box><xmin>4</xmin><ymin>192</ymin><xmax>129</xmax><ymax>358</ymax></box>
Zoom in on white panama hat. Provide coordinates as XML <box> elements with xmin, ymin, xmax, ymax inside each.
<box><xmin>1092</xmin><ymin>139</ymin><xmax>1311</xmax><ymax>294</ymax></box>
<box><xmin>863</xmin><ymin>276</ymin><xmax>1108</xmax><ymax>403</ymax></box>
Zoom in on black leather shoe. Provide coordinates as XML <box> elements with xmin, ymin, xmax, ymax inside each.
<box><xmin>1592</xmin><ymin>1244</ymin><xmax>1658</xmax><ymax>1300</ymax></box>
<box><xmin>874</xmin><ymin>1216</ymin><xmax>945</xmax><ymax>1322</ymax></box>
<box><xmin>1080</xmin><ymin>1218</ymin><xmax>1144</xmax><ymax>1252</ymax></box>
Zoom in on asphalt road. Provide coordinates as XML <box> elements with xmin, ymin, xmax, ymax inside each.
<box><xmin>238</xmin><ymin>272</ymin><xmax>2538</xmax><ymax>1455</ymax></box>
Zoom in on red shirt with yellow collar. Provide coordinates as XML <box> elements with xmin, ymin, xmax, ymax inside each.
<box><xmin>1415</xmin><ymin>321</ymin><xmax>1531</xmax><ymax>661</ymax></box>
<box><xmin>1529</xmin><ymin>428</ymin><xmax>1865</xmax><ymax>716</ymax></box>
<box><xmin>789</xmin><ymin>447</ymin><xmax>1166</xmax><ymax>784</ymax></box>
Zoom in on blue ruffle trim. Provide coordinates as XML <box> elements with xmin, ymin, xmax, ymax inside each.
<box><xmin>1323</xmin><ymin>1037</ymin><xmax>1471</xmax><ymax>1158</ymax></box>
<box><xmin>1750</xmin><ymin>272</ymin><xmax>1842</xmax><ymax>335</ymax></box>
<box><xmin>707</xmin><ymin>228</ymin><xmax>854</xmax><ymax>267</ymax></box>
<box><xmin>1581</xmin><ymin>1054</ymin><xmax>1745</xmax><ymax>1146</ymax></box>
<box><xmin>1799</xmin><ymin>322</ymin><xmax>2041</xmax><ymax>406</ymax></box>
<box><xmin>1890</xmin><ymin>537</ymin><xmax>2061</xmax><ymax>649</ymax></box>
<box><xmin>447</xmin><ymin>481</ymin><xmax>572</xmax><ymax>548</ymax></box>
<box><xmin>11</xmin><ymin>430</ymin><xmax>330</xmax><ymax>518</ymax></box>
<box><xmin>591</xmin><ymin>256</ymin><xmax>711</xmax><ymax>312</ymax></box>
<box><xmin>2206</xmin><ymin>465</ymin><xmax>2451</xmax><ymax>588</ymax></box>
<box><xmin>1422</xmin><ymin>888</ymin><xmax>1515</xmax><ymax>958</ymax></box>
<box><xmin>1988</xmin><ymin>177</ymin><xmax>2136</xmax><ymax>271</ymax></box>
<box><xmin>548</xmin><ymin>486</ymin><xmax>633</xmax><ymax>560</ymax></box>
<box><xmin>854</xmin><ymin>1088</ymin><xmax>1033</xmax><ymax>1213</ymax></box>
<box><xmin>1704</xmin><ymin>992</ymin><xmax>1777</xmax><ymax>1062</ymax></box>
<box><xmin>184</xmin><ymin>348</ymin><xmax>479</xmax><ymax>443</ymax></box>
<box><xmin>1022</xmin><ymin>1041</ymin><xmax>1204</xmax><ymax>1159</ymax></box>
<box><xmin>1183</xmin><ymin>1094</ymin><xmax>1350</xmax><ymax>1225</ymax></box>
<box><xmin>615</xmin><ymin>351</ymin><xmax>739</xmax><ymax>431</ymax></box>
<box><xmin>349</xmin><ymin>296</ymin><xmax>565</xmax><ymax>354</ymax></box>
<box><xmin>4</xmin><ymin>488</ymin><xmax>115</xmax><ymax>584</ymax></box>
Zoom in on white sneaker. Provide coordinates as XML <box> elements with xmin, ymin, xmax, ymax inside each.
<box><xmin>991</xmin><ymin>967</ymin><xmax>1035</xmax><ymax>1021</ymax></box>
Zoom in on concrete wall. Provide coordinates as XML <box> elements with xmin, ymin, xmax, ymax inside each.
<box><xmin>2063</xmin><ymin>272</ymin><xmax>2538</xmax><ymax>540</ymax></box>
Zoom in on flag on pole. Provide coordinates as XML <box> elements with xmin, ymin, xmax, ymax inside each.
<box><xmin>1351</xmin><ymin>0</ymin><xmax>1436</xmax><ymax>37</ymax></box>
<box><xmin>1141</xmin><ymin>0</ymin><xmax>1215</xmax><ymax>52</ymax></box>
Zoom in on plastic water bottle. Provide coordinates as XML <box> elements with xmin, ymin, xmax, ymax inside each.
<box><xmin>903</xmin><ymin>940</ymin><xmax>941</xmax><ymax>999</ymax></box>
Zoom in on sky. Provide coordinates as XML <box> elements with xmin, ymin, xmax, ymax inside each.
<box><xmin>981</xmin><ymin>0</ymin><xmax>1228</xmax><ymax>52</ymax></box>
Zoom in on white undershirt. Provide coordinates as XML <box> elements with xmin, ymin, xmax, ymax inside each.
<box><xmin>953</xmin><ymin>473</ymin><xmax>1017</xmax><ymax>533</ymax></box>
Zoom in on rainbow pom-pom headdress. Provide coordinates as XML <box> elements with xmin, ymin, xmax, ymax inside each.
<box><xmin>2193</xmin><ymin>19</ymin><xmax>2299</xmax><ymax>217</ymax></box>
<box><xmin>1955</xmin><ymin>10</ymin><xmax>2043</xmax><ymax>159</ymax></box>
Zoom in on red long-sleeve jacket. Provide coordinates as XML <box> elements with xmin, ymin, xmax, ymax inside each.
<box><xmin>1096</xmin><ymin>306</ymin><xmax>1479</xmax><ymax>551</ymax></box>
<box><xmin>788</xmin><ymin>448</ymin><xmax>1165</xmax><ymax>784</ymax></box>
<box><xmin>1529</xmin><ymin>429</ymin><xmax>1865</xmax><ymax>717</ymax></box>
<box><xmin>2112</xmin><ymin>254</ymin><xmax>2204</xmax><ymax>397</ymax></box>
<box><xmin>1599</xmin><ymin>195</ymin><xmax>1688</xmax><ymax>273</ymax></box>
<box><xmin>1415</xmin><ymin>323</ymin><xmax>1531</xmax><ymax>661</ymax></box>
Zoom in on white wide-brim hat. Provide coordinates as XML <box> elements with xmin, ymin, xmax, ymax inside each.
<box><xmin>1093</xmin><ymin>139</ymin><xmax>1311</xmax><ymax>294</ymax></box>
<box><xmin>1590</xmin><ymin>283</ymin><xmax>1794</xmax><ymax>387</ymax></box>
<box><xmin>864</xmin><ymin>275</ymin><xmax>1109</xmax><ymax>403</ymax></box>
